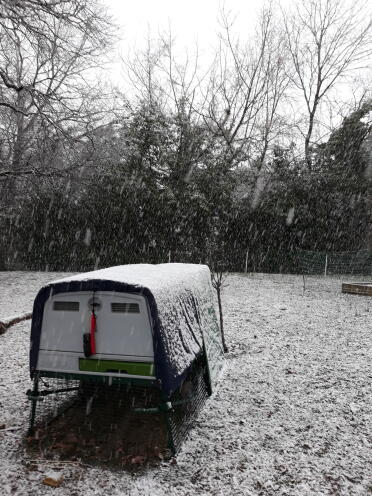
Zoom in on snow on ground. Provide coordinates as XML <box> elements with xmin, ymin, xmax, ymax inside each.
<box><xmin>0</xmin><ymin>271</ymin><xmax>371</xmax><ymax>495</ymax></box>
<box><xmin>0</xmin><ymin>272</ymin><xmax>73</xmax><ymax>320</ymax></box>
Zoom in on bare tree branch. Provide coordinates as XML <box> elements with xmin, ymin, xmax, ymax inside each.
<box><xmin>282</xmin><ymin>0</ymin><xmax>372</xmax><ymax>168</ymax></box>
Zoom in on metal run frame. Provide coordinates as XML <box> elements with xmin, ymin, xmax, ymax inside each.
<box><xmin>27</xmin><ymin>360</ymin><xmax>209</xmax><ymax>456</ymax></box>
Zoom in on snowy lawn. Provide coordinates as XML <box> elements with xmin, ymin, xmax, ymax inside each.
<box><xmin>0</xmin><ymin>272</ymin><xmax>371</xmax><ymax>495</ymax></box>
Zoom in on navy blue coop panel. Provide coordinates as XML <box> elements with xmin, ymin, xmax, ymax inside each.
<box><xmin>30</xmin><ymin>263</ymin><xmax>224</xmax><ymax>398</ymax></box>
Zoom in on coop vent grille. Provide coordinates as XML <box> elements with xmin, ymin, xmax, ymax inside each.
<box><xmin>111</xmin><ymin>302</ymin><xmax>140</xmax><ymax>313</ymax></box>
<box><xmin>53</xmin><ymin>301</ymin><xmax>79</xmax><ymax>311</ymax></box>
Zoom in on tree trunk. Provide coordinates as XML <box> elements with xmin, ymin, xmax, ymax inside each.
<box><xmin>305</xmin><ymin>109</ymin><xmax>316</xmax><ymax>169</ymax></box>
<box><xmin>216</xmin><ymin>286</ymin><xmax>228</xmax><ymax>353</ymax></box>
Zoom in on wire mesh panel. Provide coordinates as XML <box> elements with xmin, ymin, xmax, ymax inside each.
<box><xmin>297</xmin><ymin>249</ymin><xmax>372</xmax><ymax>275</ymax></box>
<box><xmin>167</xmin><ymin>362</ymin><xmax>209</xmax><ymax>454</ymax></box>
<box><xmin>27</xmin><ymin>376</ymin><xmax>80</xmax><ymax>434</ymax></box>
<box><xmin>27</xmin><ymin>365</ymin><xmax>210</xmax><ymax>464</ymax></box>
<box><xmin>27</xmin><ymin>376</ymin><xmax>168</xmax><ymax>465</ymax></box>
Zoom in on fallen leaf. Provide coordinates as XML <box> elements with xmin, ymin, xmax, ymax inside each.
<box><xmin>42</xmin><ymin>477</ymin><xmax>63</xmax><ymax>488</ymax></box>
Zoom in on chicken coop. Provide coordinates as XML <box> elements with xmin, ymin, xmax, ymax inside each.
<box><xmin>27</xmin><ymin>264</ymin><xmax>224</xmax><ymax>457</ymax></box>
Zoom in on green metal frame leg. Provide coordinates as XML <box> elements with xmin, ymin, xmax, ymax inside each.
<box><xmin>164</xmin><ymin>409</ymin><xmax>176</xmax><ymax>456</ymax></box>
<box><xmin>160</xmin><ymin>397</ymin><xmax>176</xmax><ymax>456</ymax></box>
<box><xmin>27</xmin><ymin>375</ymin><xmax>39</xmax><ymax>437</ymax></box>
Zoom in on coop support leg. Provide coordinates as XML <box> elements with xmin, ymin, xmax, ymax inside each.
<box><xmin>160</xmin><ymin>400</ymin><xmax>176</xmax><ymax>456</ymax></box>
<box><xmin>27</xmin><ymin>375</ymin><xmax>39</xmax><ymax>437</ymax></box>
<box><xmin>164</xmin><ymin>409</ymin><xmax>176</xmax><ymax>456</ymax></box>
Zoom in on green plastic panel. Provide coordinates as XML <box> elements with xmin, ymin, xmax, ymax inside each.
<box><xmin>78</xmin><ymin>358</ymin><xmax>154</xmax><ymax>376</ymax></box>
<box><xmin>37</xmin><ymin>370</ymin><xmax>158</xmax><ymax>388</ymax></box>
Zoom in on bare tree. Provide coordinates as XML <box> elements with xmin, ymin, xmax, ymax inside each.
<box><xmin>211</xmin><ymin>268</ymin><xmax>228</xmax><ymax>353</ymax></box>
<box><xmin>282</xmin><ymin>0</ymin><xmax>372</xmax><ymax>167</ymax></box>
<box><xmin>257</xmin><ymin>13</ymin><xmax>292</xmax><ymax>169</ymax></box>
<box><xmin>0</xmin><ymin>1</ymin><xmax>112</xmax><ymax>112</ymax></box>
<box><xmin>121</xmin><ymin>31</ymin><xmax>216</xmax><ymax>188</ymax></box>
<box><xmin>364</xmin><ymin>123</ymin><xmax>372</xmax><ymax>254</ymax></box>
<box><xmin>0</xmin><ymin>0</ymin><xmax>115</xmax><ymax>187</ymax></box>
<box><xmin>202</xmin><ymin>3</ymin><xmax>290</xmax><ymax>172</ymax></box>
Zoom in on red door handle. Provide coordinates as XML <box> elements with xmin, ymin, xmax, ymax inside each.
<box><xmin>90</xmin><ymin>312</ymin><xmax>97</xmax><ymax>355</ymax></box>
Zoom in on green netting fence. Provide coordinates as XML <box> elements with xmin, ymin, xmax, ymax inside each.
<box><xmin>297</xmin><ymin>249</ymin><xmax>372</xmax><ymax>276</ymax></box>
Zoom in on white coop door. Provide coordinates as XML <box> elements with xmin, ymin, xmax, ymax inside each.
<box><xmin>40</xmin><ymin>291</ymin><xmax>154</xmax><ymax>358</ymax></box>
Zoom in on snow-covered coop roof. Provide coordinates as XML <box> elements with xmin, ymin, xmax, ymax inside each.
<box><xmin>30</xmin><ymin>264</ymin><xmax>223</xmax><ymax>396</ymax></box>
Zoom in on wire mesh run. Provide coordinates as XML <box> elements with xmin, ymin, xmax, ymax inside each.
<box><xmin>27</xmin><ymin>365</ymin><xmax>210</xmax><ymax>464</ymax></box>
<box><xmin>168</xmin><ymin>364</ymin><xmax>209</xmax><ymax>454</ymax></box>
<box><xmin>27</xmin><ymin>376</ymin><xmax>167</xmax><ymax>465</ymax></box>
<box><xmin>28</xmin><ymin>376</ymin><xmax>80</xmax><ymax>433</ymax></box>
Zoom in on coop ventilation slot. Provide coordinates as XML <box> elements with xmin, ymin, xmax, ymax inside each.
<box><xmin>53</xmin><ymin>301</ymin><xmax>79</xmax><ymax>311</ymax></box>
<box><xmin>111</xmin><ymin>302</ymin><xmax>140</xmax><ymax>313</ymax></box>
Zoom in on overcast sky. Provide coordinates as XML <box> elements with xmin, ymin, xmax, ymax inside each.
<box><xmin>105</xmin><ymin>0</ymin><xmax>263</xmax><ymax>49</ymax></box>
<box><xmin>102</xmin><ymin>0</ymin><xmax>276</xmax><ymax>94</ymax></box>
